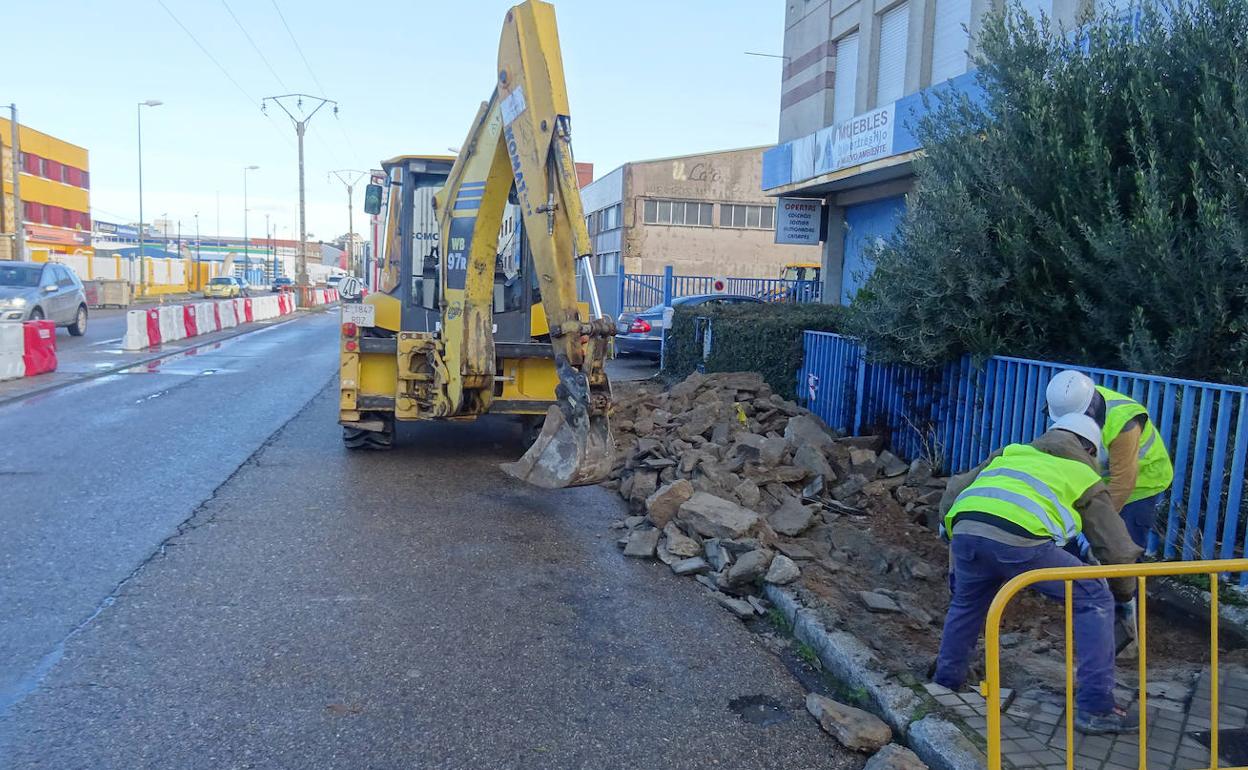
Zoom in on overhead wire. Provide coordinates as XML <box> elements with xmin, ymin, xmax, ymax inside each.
<box><xmin>153</xmin><ymin>0</ymin><xmax>294</xmax><ymax>149</ymax></box>
<box><xmin>269</xmin><ymin>0</ymin><xmax>367</xmax><ymax>168</ymax></box>
<box><xmin>219</xmin><ymin>0</ymin><xmax>291</xmax><ymax>91</ymax></box>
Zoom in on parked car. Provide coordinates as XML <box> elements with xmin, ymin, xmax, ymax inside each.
<box><xmin>0</xmin><ymin>261</ymin><xmax>89</xmax><ymax>335</ymax></box>
<box><xmin>325</xmin><ymin>274</ymin><xmax>345</xmax><ymax>289</ymax></box>
<box><xmin>271</xmin><ymin>276</ymin><xmax>295</xmax><ymax>292</ymax></box>
<box><xmin>204</xmin><ymin>276</ymin><xmax>250</xmax><ymax>299</ymax></box>
<box><xmin>616</xmin><ymin>293</ymin><xmax>763</xmax><ymax>358</ymax></box>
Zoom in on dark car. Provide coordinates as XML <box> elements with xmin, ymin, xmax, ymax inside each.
<box><xmin>271</xmin><ymin>276</ymin><xmax>295</xmax><ymax>292</ymax></box>
<box><xmin>616</xmin><ymin>293</ymin><xmax>762</xmax><ymax>358</ymax></box>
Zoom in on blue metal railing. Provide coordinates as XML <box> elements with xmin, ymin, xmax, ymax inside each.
<box><xmin>797</xmin><ymin>331</ymin><xmax>1248</xmax><ymax>569</ymax></box>
<box><xmin>617</xmin><ymin>265</ymin><xmax>822</xmax><ymax>314</ymax></box>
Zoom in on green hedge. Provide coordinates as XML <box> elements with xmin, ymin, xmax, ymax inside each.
<box><xmin>660</xmin><ymin>302</ymin><xmax>850</xmax><ymax>399</ymax></box>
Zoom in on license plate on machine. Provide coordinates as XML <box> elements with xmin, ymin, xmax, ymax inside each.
<box><xmin>341</xmin><ymin>303</ymin><xmax>375</xmax><ymax>327</ymax></box>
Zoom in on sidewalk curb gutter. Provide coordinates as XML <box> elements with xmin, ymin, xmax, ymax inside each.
<box><xmin>763</xmin><ymin>585</ymin><xmax>988</xmax><ymax>770</ymax></box>
<box><xmin>0</xmin><ymin>306</ymin><xmax>334</xmax><ymax>408</ymax></box>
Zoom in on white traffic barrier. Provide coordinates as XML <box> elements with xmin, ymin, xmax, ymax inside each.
<box><xmin>233</xmin><ymin>298</ymin><xmax>246</xmax><ymax>324</ymax></box>
<box><xmin>0</xmin><ymin>323</ymin><xmax>23</xmax><ymax>381</ymax></box>
<box><xmin>262</xmin><ymin>296</ymin><xmax>277</xmax><ymax>319</ymax></box>
<box><xmin>221</xmin><ymin>299</ymin><xmax>237</xmax><ymax>328</ymax></box>
<box><xmin>171</xmin><ymin>305</ymin><xmax>187</xmax><ymax>341</ymax></box>
<box><xmin>157</xmin><ymin>306</ymin><xmax>178</xmax><ymax>343</ymax></box>
<box><xmin>123</xmin><ymin>310</ymin><xmax>148</xmax><ymax>351</ymax></box>
<box><xmin>196</xmin><ymin>302</ymin><xmax>213</xmax><ymax>336</ymax></box>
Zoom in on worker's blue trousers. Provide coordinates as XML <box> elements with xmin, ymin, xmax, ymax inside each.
<box><xmin>933</xmin><ymin>534</ymin><xmax>1117</xmax><ymax>714</ymax></box>
<box><xmin>1120</xmin><ymin>494</ymin><xmax>1163</xmax><ymax>551</ymax></box>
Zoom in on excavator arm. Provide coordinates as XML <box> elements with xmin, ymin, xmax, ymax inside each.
<box><xmin>432</xmin><ymin>0</ymin><xmax>614</xmax><ymax>487</ymax></box>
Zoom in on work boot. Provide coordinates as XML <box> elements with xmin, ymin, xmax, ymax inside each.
<box><xmin>1075</xmin><ymin>705</ymin><xmax>1139</xmax><ymax>735</ymax></box>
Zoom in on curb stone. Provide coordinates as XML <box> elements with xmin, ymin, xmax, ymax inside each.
<box><xmin>764</xmin><ymin>584</ymin><xmax>988</xmax><ymax>770</ymax></box>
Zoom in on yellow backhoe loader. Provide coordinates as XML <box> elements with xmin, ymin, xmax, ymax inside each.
<box><xmin>337</xmin><ymin>0</ymin><xmax>614</xmax><ymax>488</ymax></box>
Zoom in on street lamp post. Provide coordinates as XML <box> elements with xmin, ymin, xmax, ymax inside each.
<box><xmin>194</xmin><ymin>212</ymin><xmax>201</xmax><ymax>291</ymax></box>
<box><xmin>135</xmin><ymin>99</ymin><xmax>162</xmax><ymax>296</ymax></box>
<box><xmin>242</xmin><ymin>165</ymin><xmax>259</xmax><ymax>284</ymax></box>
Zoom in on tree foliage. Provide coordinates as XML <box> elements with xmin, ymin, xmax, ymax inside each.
<box><xmin>847</xmin><ymin>0</ymin><xmax>1248</xmax><ymax>383</ymax></box>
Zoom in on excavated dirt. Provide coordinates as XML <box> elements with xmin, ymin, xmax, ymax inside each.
<box><xmin>607</xmin><ymin>373</ymin><xmax>1245</xmax><ymax>698</ymax></box>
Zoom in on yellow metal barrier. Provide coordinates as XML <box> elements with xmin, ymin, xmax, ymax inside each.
<box><xmin>984</xmin><ymin>558</ymin><xmax>1248</xmax><ymax>770</ymax></box>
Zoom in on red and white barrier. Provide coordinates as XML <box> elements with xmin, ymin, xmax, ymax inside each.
<box><xmin>0</xmin><ymin>320</ymin><xmax>58</xmax><ymax>381</ymax></box>
<box><xmin>120</xmin><ymin>294</ymin><xmax>299</xmax><ymax>351</ymax></box>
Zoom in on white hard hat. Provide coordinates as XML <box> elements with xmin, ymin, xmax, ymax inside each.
<box><xmin>1046</xmin><ymin>370</ymin><xmax>1096</xmax><ymax>419</ymax></box>
<box><xmin>1052</xmin><ymin>412</ymin><xmax>1103</xmax><ymax>455</ymax></box>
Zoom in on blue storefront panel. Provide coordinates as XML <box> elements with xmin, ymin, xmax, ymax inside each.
<box><xmin>841</xmin><ymin>195</ymin><xmax>906</xmax><ymax>303</ymax></box>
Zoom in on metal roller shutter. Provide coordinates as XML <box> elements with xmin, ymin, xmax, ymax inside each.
<box><xmin>875</xmin><ymin>2</ymin><xmax>910</xmax><ymax>106</ymax></box>
<box><xmin>833</xmin><ymin>32</ymin><xmax>859</xmax><ymax>124</ymax></box>
<box><xmin>930</xmin><ymin>0</ymin><xmax>972</xmax><ymax>84</ymax></box>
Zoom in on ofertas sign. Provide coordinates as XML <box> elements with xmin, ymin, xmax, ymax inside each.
<box><xmin>775</xmin><ymin>198</ymin><xmax>825</xmax><ymax>245</ymax></box>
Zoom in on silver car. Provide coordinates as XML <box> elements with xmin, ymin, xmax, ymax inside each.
<box><xmin>0</xmin><ymin>261</ymin><xmax>89</xmax><ymax>335</ymax></box>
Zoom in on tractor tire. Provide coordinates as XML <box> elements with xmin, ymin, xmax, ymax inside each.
<box><xmin>342</xmin><ymin>417</ymin><xmax>394</xmax><ymax>451</ymax></box>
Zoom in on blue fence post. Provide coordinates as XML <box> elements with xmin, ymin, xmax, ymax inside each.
<box><xmin>662</xmin><ymin>265</ymin><xmax>673</xmax><ymax>308</ymax></box>
<box><xmin>616</xmin><ymin>263</ymin><xmax>626</xmax><ymax>320</ymax></box>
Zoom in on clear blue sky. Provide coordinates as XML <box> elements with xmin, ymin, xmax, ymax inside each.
<box><xmin>7</xmin><ymin>0</ymin><xmax>785</xmax><ymax>243</ymax></box>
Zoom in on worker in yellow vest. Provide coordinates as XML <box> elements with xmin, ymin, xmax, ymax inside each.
<box><xmin>1046</xmin><ymin>370</ymin><xmax>1175</xmax><ymax>549</ymax></box>
<box><xmin>933</xmin><ymin>414</ymin><xmax>1143</xmax><ymax>734</ymax></box>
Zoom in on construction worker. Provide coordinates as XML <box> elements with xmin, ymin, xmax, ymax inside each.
<box><xmin>1046</xmin><ymin>370</ymin><xmax>1174</xmax><ymax>549</ymax></box>
<box><xmin>932</xmin><ymin>413</ymin><xmax>1144</xmax><ymax>735</ymax></box>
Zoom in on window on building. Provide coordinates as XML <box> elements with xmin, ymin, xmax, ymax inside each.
<box><xmin>719</xmin><ymin>204</ymin><xmax>776</xmax><ymax>230</ymax></box>
<box><xmin>875</xmin><ymin>1</ymin><xmax>910</xmax><ymax>106</ymax></box>
<box><xmin>930</xmin><ymin>0</ymin><xmax>972</xmax><ymax>84</ymax></box>
<box><xmin>80</xmin><ymin>170</ymin><xmax>89</xmax><ymax>189</ymax></box>
<box><xmin>44</xmin><ymin>159</ymin><xmax>62</xmax><ymax>182</ymax></box>
<box><xmin>595</xmin><ymin>252</ymin><xmax>620</xmax><ymax>274</ymax></box>
<box><xmin>643</xmin><ymin>199</ymin><xmax>713</xmax><ymax>227</ymax></box>
<box><xmin>22</xmin><ymin>153</ymin><xmax>41</xmax><ymax>176</ymax></box>
<box><xmin>23</xmin><ymin>202</ymin><xmax>43</xmax><ymax>224</ymax></box>
<box><xmin>45</xmin><ymin>206</ymin><xmax>64</xmax><ymax>227</ymax></box>
<box><xmin>833</xmin><ymin>31</ymin><xmax>860</xmax><ymax>124</ymax></box>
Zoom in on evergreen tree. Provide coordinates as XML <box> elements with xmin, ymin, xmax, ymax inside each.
<box><xmin>848</xmin><ymin>0</ymin><xmax>1248</xmax><ymax>383</ymax></box>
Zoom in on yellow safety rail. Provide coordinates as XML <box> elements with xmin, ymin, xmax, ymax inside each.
<box><xmin>984</xmin><ymin>558</ymin><xmax>1248</xmax><ymax>770</ymax></box>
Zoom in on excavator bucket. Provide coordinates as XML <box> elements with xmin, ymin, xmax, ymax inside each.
<box><xmin>502</xmin><ymin>404</ymin><xmax>615</xmax><ymax>488</ymax></box>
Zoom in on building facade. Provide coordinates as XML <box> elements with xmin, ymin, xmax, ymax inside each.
<box><xmin>580</xmin><ymin>147</ymin><xmax>812</xmax><ymax>278</ymax></box>
<box><xmin>766</xmin><ymin>0</ymin><xmax>1094</xmax><ymax>303</ymax></box>
<box><xmin>1</xmin><ymin>117</ymin><xmax>92</xmax><ymax>262</ymax></box>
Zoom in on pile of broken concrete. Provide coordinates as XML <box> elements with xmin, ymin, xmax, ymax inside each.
<box><xmin>607</xmin><ymin>371</ymin><xmax>949</xmax><ymax>621</ymax></box>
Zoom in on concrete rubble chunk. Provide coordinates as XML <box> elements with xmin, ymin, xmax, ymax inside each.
<box><xmin>759</xmin><ymin>437</ymin><xmax>788</xmax><ymax>467</ymax></box>
<box><xmin>863</xmin><ymin>743</ymin><xmax>928</xmax><ymax>770</ymax></box>
<box><xmin>793</xmin><ymin>444</ymin><xmax>837</xmax><ymax>483</ymax></box>
<box><xmin>733</xmin><ymin>479</ymin><xmax>762</xmax><ymax>509</ymax></box>
<box><xmin>835</xmin><ymin>435</ymin><xmax>885</xmax><ymax>452</ymax></box>
<box><xmin>726</xmin><ymin>549</ymin><xmax>773</xmax><ymax>586</ymax></box>
<box><xmin>713</xmin><ymin>591</ymin><xmax>756</xmax><ymax>619</ymax></box>
<box><xmin>878</xmin><ymin>451</ymin><xmax>909</xmax><ymax>478</ymax></box>
<box><xmin>655</xmin><ymin>542</ymin><xmax>680</xmax><ymax>566</ymax></box>
<box><xmin>805</xmin><ymin>693</ymin><xmax>893</xmax><ymax>753</ymax></box>
<box><xmin>849</xmin><ymin>448</ymin><xmax>881</xmax><ymax>478</ymax></box>
<box><xmin>704</xmin><ymin>538</ymin><xmax>732</xmax><ymax>572</ymax></box>
<box><xmin>764</xmin><ymin>554</ymin><xmax>801</xmax><ymax>585</ymax></box>
<box><xmin>768</xmin><ymin>497</ymin><xmax>816</xmax><ymax>537</ymax></box>
<box><xmin>858</xmin><ymin>590</ymin><xmax>901</xmax><ymax>613</ymax></box>
<box><xmin>623</xmin><ymin>515</ymin><xmax>646</xmax><ymax>529</ymax></box>
<box><xmin>623</xmin><ymin>527</ymin><xmax>660</xmax><ymax>558</ymax></box>
<box><xmin>783</xmin><ymin>414</ymin><xmax>835</xmax><ymax>449</ymax></box>
<box><xmin>663</xmin><ymin>522</ymin><xmax>702</xmax><ymax>558</ymax></box>
<box><xmin>644</xmin><ymin>479</ymin><xmax>694</xmax><ymax>528</ymax></box>
<box><xmin>694</xmin><ymin>574</ymin><xmax>719</xmax><ymax>591</ymax></box>
<box><xmin>776</xmin><ymin>541</ymin><xmax>819</xmax><ymax>561</ymax></box>
<box><xmin>671</xmin><ymin>556</ymin><xmax>710</xmax><ymax>576</ymax></box>
<box><xmin>629</xmin><ymin>471</ymin><xmax>659</xmax><ymax>512</ymax></box>
<box><xmin>832</xmin><ymin>474</ymin><xmax>868</xmax><ymax>502</ymax></box>
<box><xmin>677</xmin><ymin>492</ymin><xmax>759</xmax><ymax>539</ymax></box>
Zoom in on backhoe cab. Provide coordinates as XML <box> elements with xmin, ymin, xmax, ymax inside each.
<box><xmin>338</xmin><ymin>0</ymin><xmax>615</xmax><ymax>488</ymax></box>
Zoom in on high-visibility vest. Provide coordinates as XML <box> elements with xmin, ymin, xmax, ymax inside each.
<box><xmin>945</xmin><ymin>444</ymin><xmax>1103</xmax><ymax>545</ymax></box>
<box><xmin>1097</xmin><ymin>386</ymin><xmax>1174</xmax><ymax>503</ymax></box>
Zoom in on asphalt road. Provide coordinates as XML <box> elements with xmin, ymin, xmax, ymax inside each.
<box><xmin>0</xmin><ymin>318</ymin><xmax>856</xmax><ymax>769</ymax></box>
<box><xmin>0</xmin><ymin>311</ymin><xmax>340</xmax><ymax>716</ymax></box>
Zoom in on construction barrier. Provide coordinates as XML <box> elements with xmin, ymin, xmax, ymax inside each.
<box><xmin>182</xmin><ymin>305</ymin><xmax>198</xmax><ymax>337</ymax></box>
<box><xmin>117</xmin><ymin>296</ymin><xmax>299</xmax><ymax>352</ymax></box>
<box><xmin>984</xmin><ymin>558</ymin><xmax>1248</xmax><ymax>770</ymax></box>
<box><xmin>0</xmin><ymin>323</ymin><xmax>24</xmax><ymax>381</ymax></box>
<box><xmin>21</xmin><ymin>320</ymin><xmax>57</xmax><ymax>376</ymax></box>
